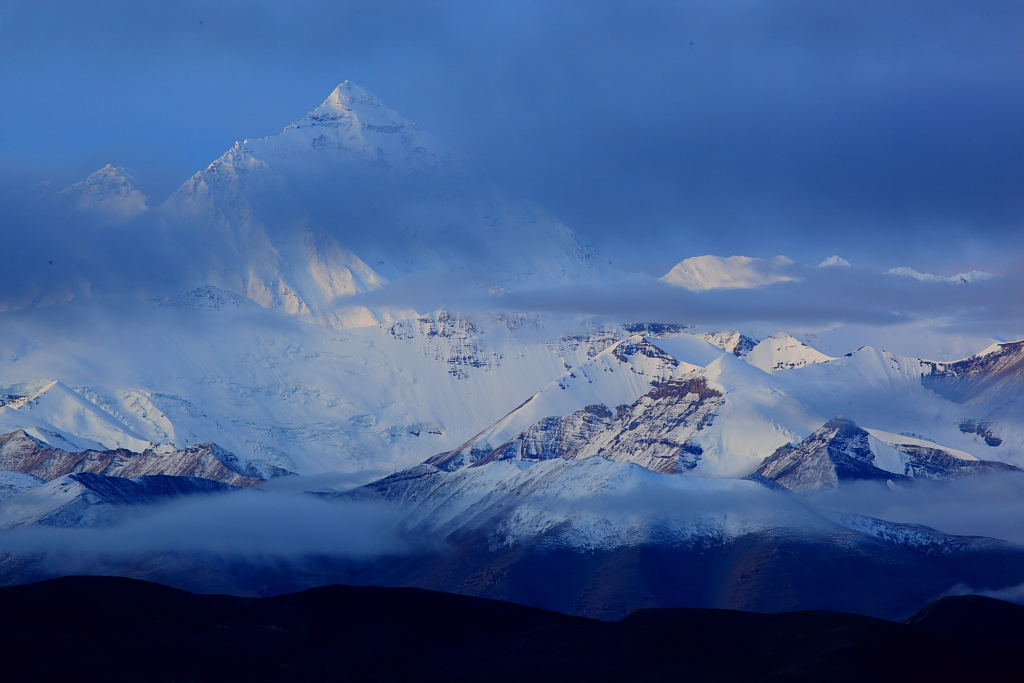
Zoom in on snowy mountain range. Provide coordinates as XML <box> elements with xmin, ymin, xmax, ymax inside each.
<box><xmin>2</xmin><ymin>82</ymin><xmax>1023</xmax><ymax>620</ymax></box>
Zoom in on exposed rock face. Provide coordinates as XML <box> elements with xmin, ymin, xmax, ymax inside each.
<box><xmin>623</xmin><ymin>323</ymin><xmax>690</xmax><ymax>338</ymax></box>
<box><xmin>957</xmin><ymin>419</ymin><xmax>1003</xmax><ymax>447</ymax></box>
<box><xmin>424</xmin><ymin>335</ymin><xmax>685</xmax><ymax>472</ymax></box>
<box><xmin>0</xmin><ymin>430</ymin><xmax>288</xmax><ymax>487</ymax></box>
<box><xmin>890</xmin><ymin>443</ymin><xmax>1017</xmax><ymax>478</ymax></box>
<box><xmin>611</xmin><ymin>336</ymin><xmax>680</xmax><ymax>366</ymax></box>
<box><xmin>0</xmin><ymin>472</ymin><xmax>236</xmax><ymax>529</ymax></box>
<box><xmin>570</xmin><ymin>378</ymin><xmax>724</xmax><ymax>473</ymax></box>
<box><xmin>923</xmin><ymin>341</ymin><xmax>1024</xmax><ymax>407</ymax></box>
<box><xmin>756</xmin><ymin>417</ymin><xmax>906</xmax><ymax>492</ymax></box>
<box><xmin>756</xmin><ymin>417</ymin><xmax>1019</xmax><ymax>492</ymax></box>
<box><xmin>472</xmin><ymin>404</ymin><xmax>615</xmax><ymax>466</ymax></box>
<box><xmin>161</xmin><ymin>285</ymin><xmax>249</xmax><ymax>310</ymax></box>
<box><xmin>699</xmin><ymin>331</ymin><xmax>759</xmax><ymax>357</ymax></box>
<box><xmin>427</xmin><ymin>374</ymin><xmax>725</xmax><ymax>475</ymax></box>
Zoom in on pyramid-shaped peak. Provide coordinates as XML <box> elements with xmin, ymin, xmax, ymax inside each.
<box><xmin>325</xmin><ymin>81</ymin><xmax>381</xmax><ymax>108</ymax></box>
<box><xmin>217</xmin><ymin>79</ymin><xmax>451</xmax><ymax>170</ymax></box>
<box><xmin>60</xmin><ymin>165</ymin><xmax>147</xmax><ymax>224</ymax></box>
<box><xmin>755</xmin><ymin>415</ymin><xmax>899</xmax><ymax>492</ymax></box>
<box><xmin>91</xmin><ymin>164</ymin><xmax>122</xmax><ymax>177</ymax></box>
<box><xmin>249</xmin><ymin>80</ymin><xmax>427</xmax><ymax>147</ymax></box>
<box><xmin>315</xmin><ymin>81</ymin><xmax>409</xmax><ymax>124</ymax></box>
<box><xmin>95</xmin><ymin>163</ymin><xmax>126</xmax><ymax>176</ymax></box>
<box><xmin>818</xmin><ymin>255</ymin><xmax>851</xmax><ymax>268</ymax></box>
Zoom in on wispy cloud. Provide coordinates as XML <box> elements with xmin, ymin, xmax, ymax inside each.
<box><xmin>0</xmin><ymin>490</ymin><xmax>418</xmax><ymax>558</ymax></box>
<box><xmin>811</xmin><ymin>472</ymin><xmax>1024</xmax><ymax>546</ymax></box>
<box><xmin>348</xmin><ymin>261</ymin><xmax>1024</xmax><ymax>333</ymax></box>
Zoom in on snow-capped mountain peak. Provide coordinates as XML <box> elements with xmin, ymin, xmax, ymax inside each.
<box><xmin>239</xmin><ymin>80</ymin><xmax>453</xmax><ymax>171</ymax></box>
<box><xmin>746</xmin><ymin>333</ymin><xmax>835</xmax><ymax>373</ymax></box>
<box><xmin>320</xmin><ymin>80</ymin><xmax>408</xmax><ymax>125</ymax></box>
<box><xmin>818</xmin><ymin>255</ymin><xmax>851</xmax><ymax>268</ymax></box>
<box><xmin>660</xmin><ymin>255</ymin><xmax>802</xmax><ymax>291</ymax></box>
<box><xmin>59</xmin><ymin>164</ymin><xmax>147</xmax><ymax>225</ymax></box>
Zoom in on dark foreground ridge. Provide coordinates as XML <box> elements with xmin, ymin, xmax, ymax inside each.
<box><xmin>0</xmin><ymin>576</ymin><xmax>1019</xmax><ymax>682</ymax></box>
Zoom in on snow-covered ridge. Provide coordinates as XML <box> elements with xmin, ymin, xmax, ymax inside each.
<box><xmin>0</xmin><ymin>379</ymin><xmax>154</xmax><ymax>453</ymax></box>
<box><xmin>426</xmin><ymin>335</ymin><xmax>689</xmax><ymax>471</ymax></box>
<box><xmin>886</xmin><ymin>266</ymin><xmax>993</xmax><ymax>284</ymax></box>
<box><xmin>756</xmin><ymin>416</ymin><xmax>1018</xmax><ymax>493</ymax></box>
<box><xmin>2</xmin><ymin>304</ymin><xmax>1021</xmax><ymax>477</ymax></box>
<box><xmin>0</xmin><ymin>428</ymin><xmax>289</xmax><ymax>487</ymax></box>
<box><xmin>831</xmin><ymin>514</ymin><xmax>979</xmax><ymax>554</ymax></box>
<box><xmin>358</xmin><ymin>456</ymin><xmax>786</xmax><ymax>550</ymax></box>
<box><xmin>660</xmin><ymin>255</ymin><xmax>801</xmax><ymax>291</ymax></box>
<box><xmin>0</xmin><ymin>472</ymin><xmax>236</xmax><ymax>529</ymax></box>
<box><xmin>745</xmin><ymin>333</ymin><xmax>835</xmax><ymax>373</ymax></box>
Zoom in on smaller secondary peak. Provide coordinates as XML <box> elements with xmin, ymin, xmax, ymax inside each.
<box><xmin>818</xmin><ymin>255</ymin><xmax>851</xmax><ymax>268</ymax></box>
<box><xmin>60</xmin><ymin>165</ymin><xmax>147</xmax><ymax>224</ymax></box>
<box><xmin>67</xmin><ymin>164</ymin><xmax>135</xmax><ymax>187</ymax></box>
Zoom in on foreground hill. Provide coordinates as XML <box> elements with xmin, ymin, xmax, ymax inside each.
<box><xmin>0</xmin><ymin>575</ymin><xmax>1017</xmax><ymax>682</ymax></box>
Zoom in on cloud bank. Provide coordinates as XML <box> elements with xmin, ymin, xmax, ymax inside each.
<box><xmin>0</xmin><ymin>490</ymin><xmax>417</xmax><ymax>559</ymax></box>
<box><xmin>347</xmin><ymin>261</ymin><xmax>1024</xmax><ymax>334</ymax></box>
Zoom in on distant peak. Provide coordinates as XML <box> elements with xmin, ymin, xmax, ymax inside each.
<box><xmin>818</xmin><ymin>255</ymin><xmax>851</xmax><ymax>268</ymax></box>
<box><xmin>60</xmin><ymin>165</ymin><xmax>147</xmax><ymax>224</ymax></box>
<box><xmin>76</xmin><ymin>164</ymin><xmax>133</xmax><ymax>184</ymax></box>
<box><xmin>660</xmin><ymin>254</ymin><xmax>801</xmax><ymax>291</ymax></box>
<box><xmin>886</xmin><ymin>267</ymin><xmax>993</xmax><ymax>284</ymax></box>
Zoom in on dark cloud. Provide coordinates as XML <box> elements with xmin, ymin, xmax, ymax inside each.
<box><xmin>1</xmin><ymin>1</ymin><xmax>1020</xmax><ymax>272</ymax></box>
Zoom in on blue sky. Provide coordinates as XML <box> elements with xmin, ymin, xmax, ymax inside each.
<box><xmin>1</xmin><ymin>0</ymin><xmax>1021</xmax><ymax>274</ymax></box>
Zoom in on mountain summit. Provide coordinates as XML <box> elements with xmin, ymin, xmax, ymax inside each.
<box><xmin>240</xmin><ymin>80</ymin><xmax>453</xmax><ymax>171</ymax></box>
